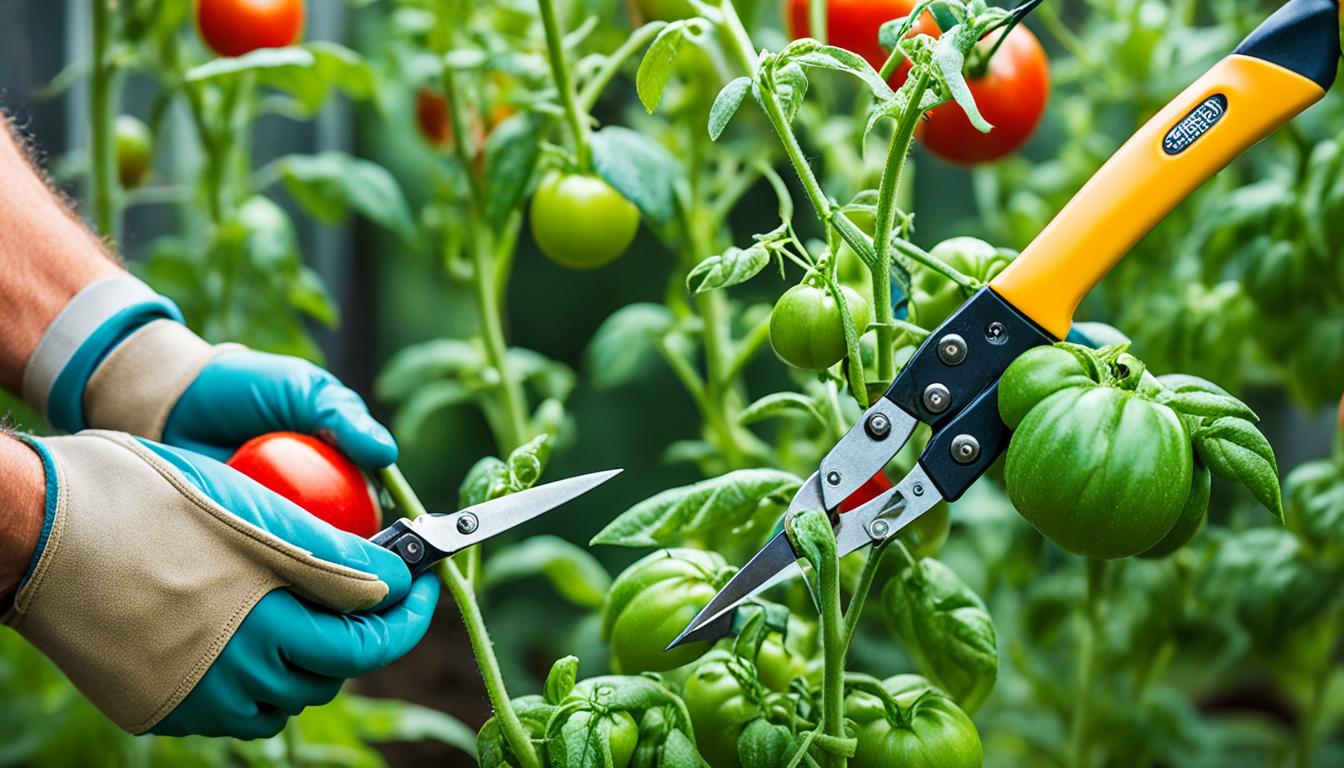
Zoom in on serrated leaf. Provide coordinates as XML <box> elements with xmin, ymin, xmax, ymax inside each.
<box><xmin>932</xmin><ymin>31</ymin><xmax>991</xmax><ymax>133</ymax></box>
<box><xmin>709</xmin><ymin>77</ymin><xmax>752</xmax><ymax>140</ymax></box>
<box><xmin>1195</xmin><ymin>417</ymin><xmax>1282</xmax><ymax>519</ymax></box>
<box><xmin>591</xmin><ymin>470</ymin><xmax>803</xmax><ymax>547</ymax></box>
<box><xmin>789</xmin><ymin>44</ymin><xmax>892</xmax><ymax>99</ymax></box>
<box><xmin>637</xmin><ymin>21</ymin><xmax>689</xmax><ymax>113</ymax></box>
<box><xmin>686</xmin><ymin>244</ymin><xmax>771</xmax><ymax>293</ymax></box>
<box><xmin>483</xmin><ymin>536</ymin><xmax>612</xmax><ymax>608</ymax></box>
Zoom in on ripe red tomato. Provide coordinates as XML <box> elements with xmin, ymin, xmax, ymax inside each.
<box><xmin>227</xmin><ymin>432</ymin><xmax>382</xmax><ymax>537</ymax></box>
<box><xmin>918</xmin><ymin>25</ymin><xmax>1050</xmax><ymax>165</ymax></box>
<box><xmin>196</xmin><ymin>0</ymin><xmax>305</xmax><ymax>58</ymax></box>
<box><xmin>787</xmin><ymin>0</ymin><xmax>937</xmax><ymax>85</ymax></box>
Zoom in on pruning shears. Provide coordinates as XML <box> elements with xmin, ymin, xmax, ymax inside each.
<box><xmin>373</xmin><ymin>469</ymin><xmax>622</xmax><ymax>576</ymax></box>
<box><xmin>670</xmin><ymin>0</ymin><xmax>1344</xmax><ymax>649</ymax></box>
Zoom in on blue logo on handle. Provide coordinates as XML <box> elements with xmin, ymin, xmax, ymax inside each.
<box><xmin>1163</xmin><ymin>95</ymin><xmax>1228</xmax><ymax>155</ymax></box>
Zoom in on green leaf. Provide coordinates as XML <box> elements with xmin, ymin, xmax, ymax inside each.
<box><xmin>376</xmin><ymin>339</ymin><xmax>484</xmax><ymax>402</ymax></box>
<box><xmin>1156</xmin><ymin>390</ymin><xmax>1258</xmax><ymax>422</ymax></box>
<box><xmin>544</xmin><ymin>656</ymin><xmax>580</xmax><ymax>705</ymax></box>
<box><xmin>507</xmin><ymin>347</ymin><xmax>577</xmax><ymax>402</ymax></box>
<box><xmin>484</xmin><ymin>112</ymin><xmax>547</xmax><ymax>228</ymax></box>
<box><xmin>785</xmin><ymin>42</ymin><xmax>893</xmax><ymax>99</ymax></box>
<box><xmin>591</xmin><ymin>470</ymin><xmax>804</xmax><ymax>547</ymax></box>
<box><xmin>686</xmin><ymin>244</ymin><xmax>771</xmax><ymax>294</ymax></box>
<box><xmin>237</xmin><ymin>195</ymin><xmax>298</xmax><ymax>269</ymax></box>
<box><xmin>460</xmin><ymin>456</ymin><xmax>512</xmax><ymax>508</ymax></box>
<box><xmin>738</xmin><ymin>719</ymin><xmax>795</xmax><ymax>768</ymax></box>
<box><xmin>591</xmin><ymin>126</ymin><xmax>683</xmax><ymax>231</ymax></box>
<box><xmin>506</xmin><ymin>434</ymin><xmax>552</xmax><ymax>489</ymax></box>
<box><xmin>932</xmin><ymin>29</ymin><xmax>991</xmax><ymax>133</ymax></box>
<box><xmin>574</xmin><ymin>676</ymin><xmax>689</xmax><ymax>719</ymax></box>
<box><xmin>882</xmin><ymin>558</ymin><xmax>997</xmax><ymax>713</ymax></box>
<box><xmin>298</xmin><ymin>693</ymin><xmax>477</xmax><ymax>756</ymax></box>
<box><xmin>1194</xmin><ymin>417</ymin><xmax>1283</xmax><ymax>519</ymax></box>
<box><xmin>277</xmin><ymin>152</ymin><xmax>419</xmax><ymax>246</ymax></box>
<box><xmin>709</xmin><ymin>77</ymin><xmax>752</xmax><ymax>140</ymax></box>
<box><xmin>287</xmin><ymin>265</ymin><xmax>339</xmax><ymax>327</ymax></box>
<box><xmin>585</xmin><ymin>303</ymin><xmax>675</xmax><ymax>389</ymax></box>
<box><xmin>638</xmin><ymin>20</ymin><xmax>689</xmax><ymax>113</ymax></box>
<box><xmin>185</xmin><ymin>46</ymin><xmax>314</xmax><ymax>81</ymax></box>
<box><xmin>739</xmin><ymin>392</ymin><xmax>826</xmax><ymax>428</ymax></box>
<box><xmin>392</xmin><ymin>380</ymin><xmax>474</xmax><ymax>444</ymax></box>
<box><xmin>483</xmin><ymin>535</ymin><xmax>613</xmax><ymax>608</ymax></box>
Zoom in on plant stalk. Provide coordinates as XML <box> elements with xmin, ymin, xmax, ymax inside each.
<box><xmin>379</xmin><ymin>466</ymin><xmax>541</xmax><ymax>768</ymax></box>
<box><xmin>89</xmin><ymin>0</ymin><xmax>118</xmax><ymax>240</ymax></box>
<box><xmin>1069</xmin><ymin>558</ymin><xmax>1107</xmax><ymax>768</ymax></box>
<box><xmin>537</xmin><ymin>0</ymin><xmax>592</xmax><ymax>169</ymax></box>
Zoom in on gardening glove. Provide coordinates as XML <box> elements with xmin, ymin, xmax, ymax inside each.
<box><xmin>0</xmin><ymin>430</ymin><xmax>439</xmax><ymax>738</ymax></box>
<box><xmin>21</xmin><ymin>274</ymin><xmax>397</xmax><ymax>468</ymax></box>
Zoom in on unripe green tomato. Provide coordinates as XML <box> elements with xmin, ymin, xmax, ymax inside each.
<box><xmin>845</xmin><ymin>676</ymin><xmax>982</xmax><ymax>768</ymax></box>
<box><xmin>769</xmin><ymin>282</ymin><xmax>872</xmax><ymax>371</ymax></box>
<box><xmin>602</xmin><ymin>549</ymin><xmax>729</xmax><ymax>673</ymax></box>
<box><xmin>997</xmin><ymin>345</ymin><xmax>1100</xmax><ymax>430</ymax></box>
<box><xmin>626</xmin><ymin>0</ymin><xmax>695</xmax><ymax>23</ymax></box>
<box><xmin>683</xmin><ymin>652</ymin><xmax>760</xmax><ymax>768</ymax></box>
<box><xmin>906</xmin><ymin>237</ymin><xmax>1014</xmax><ymax>328</ymax></box>
<box><xmin>530</xmin><ymin>173</ymin><xmax>640</xmax><ymax>269</ymax></box>
<box><xmin>1139</xmin><ymin>463</ymin><xmax>1211</xmax><ymax>558</ymax></box>
<box><xmin>115</xmin><ymin>115</ymin><xmax>153</xmax><ymax>189</ymax></box>
<box><xmin>1004</xmin><ymin>384</ymin><xmax>1193</xmax><ymax>559</ymax></box>
<box><xmin>752</xmin><ymin>618</ymin><xmax>816</xmax><ymax>692</ymax></box>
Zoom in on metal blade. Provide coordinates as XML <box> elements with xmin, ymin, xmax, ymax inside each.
<box><xmin>816</xmin><ymin>399</ymin><xmax>918</xmax><ymax>511</ymax></box>
<box><xmin>833</xmin><ymin>463</ymin><xmax>944</xmax><ymax>556</ymax></box>
<box><xmin>665</xmin><ymin>530</ymin><xmax>801</xmax><ymax>650</ymax></box>
<box><xmin>408</xmin><ymin>469</ymin><xmax>622</xmax><ymax>554</ymax></box>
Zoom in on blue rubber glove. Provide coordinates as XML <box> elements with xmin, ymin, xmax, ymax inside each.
<box><xmin>21</xmin><ymin>275</ymin><xmax>396</xmax><ymax>469</ymax></box>
<box><xmin>2</xmin><ymin>431</ymin><xmax>437</xmax><ymax>737</ymax></box>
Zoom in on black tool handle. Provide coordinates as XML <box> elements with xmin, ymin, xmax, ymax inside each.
<box><xmin>371</xmin><ymin>519</ymin><xmax>450</xmax><ymax>578</ymax></box>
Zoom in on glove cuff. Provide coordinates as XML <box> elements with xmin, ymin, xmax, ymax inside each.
<box><xmin>21</xmin><ymin>275</ymin><xmax>183</xmax><ymax>432</ymax></box>
<box><xmin>83</xmin><ymin>320</ymin><xmax>242</xmax><ymax>440</ymax></box>
<box><xmin>3</xmin><ymin>432</ymin><xmax>389</xmax><ymax>733</ymax></box>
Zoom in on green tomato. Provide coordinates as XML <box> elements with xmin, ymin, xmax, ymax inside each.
<box><xmin>769</xmin><ymin>282</ymin><xmax>872</xmax><ymax>371</ymax></box>
<box><xmin>547</xmin><ymin>710</ymin><xmax>639</xmax><ymax>768</ymax></box>
<box><xmin>752</xmin><ymin>617</ymin><xmax>817</xmax><ymax>692</ymax></box>
<box><xmin>602</xmin><ymin>549</ymin><xmax>729</xmax><ymax>673</ymax></box>
<box><xmin>1000</xmin><ymin>345</ymin><xmax>1195</xmax><ymax>559</ymax></box>
<box><xmin>530</xmin><ymin>173</ymin><xmax>640</xmax><ymax>270</ymax></box>
<box><xmin>115</xmin><ymin>115</ymin><xmax>153</xmax><ymax>189</ymax></box>
<box><xmin>1139</xmin><ymin>462</ymin><xmax>1211</xmax><ymax>558</ymax></box>
<box><xmin>906</xmin><ymin>237</ymin><xmax>1014</xmax><ymax>329</ymax></box>
<box><xmin>629</xmin><ymin>0</ymin><xmax>696</xmax><ymax>23</ymax></box>
<box><xmin>682</xmin><ymin>652</ymin><xmax>761</xmax><ymax>768</ymax></box>
<box><xmin>845</xmin><ymin>677</ymin><xmax>982</xmax><ymax>768</ymax></box>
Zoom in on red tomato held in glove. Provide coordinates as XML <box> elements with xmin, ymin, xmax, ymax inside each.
<box><xmin>918</xmin><ymin>24</ymin><xmax>1050</xmax><ymax>165</ymax></box>
<box><xmin>196</xmin><ymin>0</ymin><xmax>305</xmax><ymax>58</ymax></box>
<box><xmin>787</xmin><ymin>0</ymin><xmax>937</xmax><ymax>86</ymax></box>
<box><xmin>227</xmin><ymin>432</ymin><xmax>382</xmax><ymax>537</ymax></box>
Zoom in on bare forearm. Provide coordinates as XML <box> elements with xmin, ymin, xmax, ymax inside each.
<box><xmin>0</xmin><ymin>429</ymin><xmax>44</xmax><ymax>597</ymax></box>
<box><xmin>0</xmin><ymin>116</ymin><xmax>120</xmax><ymax>393</ymax></box>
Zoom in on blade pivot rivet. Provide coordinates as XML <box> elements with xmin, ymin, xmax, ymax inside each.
<box><xmin>457</xmin><ymin>512</ymin><xmax>480</xmax><ymax>535</ymax></box>
<box><xmin>865</xmin><ymin>413</ymin><xmax>892</xmax><ymax>440</ymax></box>
<box><xmin>826</xmin><ymin>471</ymin><xmax>842</xmax><ymax>486</ymax></box>
<box><xmin>937</xmin><ymin>333</ymin><xmax>968</xmax><ymax>365</ymax></box>
<box><xmin>911</xmin><ymin>483</ymin><xmax>925</xmax><ymax>496</ymax></box>
<box><xmin>951</xmin><ymin>434</ymin><xmax>981</xmax><ymax>464</ymax></box>
<box><xmin>986</xmin><ymin>321</ymin><xmax>1008</xmax><ymax>345</ymax></box>
<box><xmin>869</xmin><ymin>519</ymin><xmax>890</xmax><ymax>539</ymax></box>
<box><xmin>399</xmin><ymin>537</ymin><xmax>424</xmax><ymax>563</ymax></box>
<box><xmin>923</xmin><ymin>383</ymin><xmax>951</xmax><ymax>413</ymax></box>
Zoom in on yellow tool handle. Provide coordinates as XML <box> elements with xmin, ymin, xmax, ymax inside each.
<box><xmin>990</xmin><ymin>0</ymin><xmax>1341</xmax><ymax>339</ymax></box>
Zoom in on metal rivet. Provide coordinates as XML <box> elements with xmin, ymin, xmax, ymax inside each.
<box><xmin>826</xmin><ymin>471</ymin><xmax>842</xmax><ymax>486</ymax></box>
<box><xmin>868</xmin><ymin>519</ymin><xmax>890</xmax><ymax>539</ymax></box>
<box><xmin>865</xmin><ymin>412</ymin><xmax>892</xmax><ymax>440</ymax></box>
<box><xmin>950</xmin><ymin>434</ymin><xmax>981</xmax><ymax>464</ymax></box>
<box><xmin>986</xmin><ymin>321</ymin><xmax>1008</xmax><ymax>345</ymax></box>
<box><xmin>911</xmin><ymin>483</ymin><xmax>925</xmax><ymax>496</ymax></box>
<box><xmin>937</xmin><ymin>333</ymin><xmax>968</xmax><ymax>365</ymax></box>
<box><xmin>457</xmin><ymin>512</ymin><xmax>479</xmax><ymax>535</ymax></box>
<box><xmin>400</xmin><ymin>538</ymin><xmax>424</xmax><ymax>563</ymax></box>
<box><xmin>922</xmin><ymin>383</ymin><xmax>951</xmax><ymax>413</ymax></box>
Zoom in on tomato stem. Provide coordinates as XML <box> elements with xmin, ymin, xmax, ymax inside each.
<box><xmin>537</xmin><ymin>0</ymin><xmax>592</xmax><ymax>170</ymax></box>
<box><xmin>1069</xmin><ymin>557</ymin><xmax>1107</xmax><ymax>768</ymax></box>
<box><xmin>841</xmin><ymin>540</ymin><xmax>890</xmax><ymax>649</ymax></box>
<box><xmin>872</xmin><ymin>69</ymin><xmax>931</xmax><ymax>383</ymax></box>
<box><xmin>808</xmin><ymin>0</ymin><xmax>829</xmax><ymax>47</ymax></box>
<box><xmin>88</xmin><ymin>0</ymin><xmax>119</xmax><ymax>241</ymax></box>
<box><xmin>378</xmin><ymin>465</ymin><xmax>542</xmax><ymax>768</ymax></box>
<box><xmin>578</xmin><ymin>21</ymin><xmax>668</xmax><ymax>113</ymax></box>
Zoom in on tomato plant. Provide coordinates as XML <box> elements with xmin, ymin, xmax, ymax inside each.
<box><xmin>227</xmin><ymin>432</ymin><xmax>382</xmax><ymax>538</ymax></box>
<box><xmin>196</xmin><ymin>0</ymin><xmax>305</xmax><ymax>58</ymax></box>
<box><xmin>769</xmin><ymin>281</ymin><xmax>872</xmax><ymax>371</ymax></box>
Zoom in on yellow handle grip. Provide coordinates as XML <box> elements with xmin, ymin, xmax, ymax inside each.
<box><xmin>989</xmin><ymin>54</ymin><xmax>1326</xmax><ymax>338</ymax></box>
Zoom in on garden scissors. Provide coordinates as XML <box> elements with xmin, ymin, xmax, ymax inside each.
<box><xmin>670</xmin><ymin>0</ymin><xmax>1344</xmax><ymax>649</ymax></box>
<box><xmin>373</xmin><ymin>469</ymin><xmax>622</xmax><ymax>576</ymax></box>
